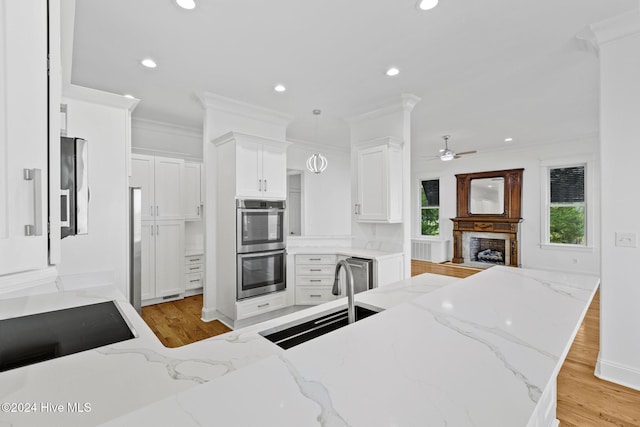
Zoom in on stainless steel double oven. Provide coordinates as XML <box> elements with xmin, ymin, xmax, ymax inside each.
<box><xmin>236</xmin><ymin>199</ymin><xmax>286</xmax><ymax>300</ymax></box>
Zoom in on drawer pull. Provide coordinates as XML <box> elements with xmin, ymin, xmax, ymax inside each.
<box><xmin>189</xmin><ymin>267</ymin><xmax>199</xmax><ymax>270</ymax></box>
<box><xmin>309</xmin><ymin>258</ymin><xmax>322</xmax><ymax>261</ymax></box>
<box><xmin>189</xmin><ymin>258</ymin><xmax>201</xmax><ymax>262</ymax></box>
<box><xmin>310</xmin><ymin>294</ymin><xmax>322</xmax><ymax>298</ymax></box>
<box><xmin>189</xmin><ymin>279</ymin><xmax>200</xmax><ymax>283</ymax></box>
<box><xmin>309</xmin><ymin>279</ymin><xmax>322</xmax><ymax>283</ymax></box>
<box><xmin>309</xmin><ymin>269</ymin><xmax>322</xmax><ymax>272</ymax></box>
<box><xmin>257</xmin><ymin>303</ymin><xmax>270</xmax><ymax>308</ymax></box>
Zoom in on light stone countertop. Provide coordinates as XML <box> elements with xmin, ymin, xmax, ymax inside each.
<box><xmin>0</xmin><ymin>266</ymin><xmax>599</xmax><ymax>427</ymax></box>
<box><xmin>286</xmin><ymin>246</ymin><xmax>404</xmax><ymax>261</ymax></box>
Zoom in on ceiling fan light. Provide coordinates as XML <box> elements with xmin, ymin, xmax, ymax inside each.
<box><xmin>306</xmin><ymin>153</ymin><xmax>328</xmax><ymax>174</ymax></box>
<box><xmin>440</xmin><ymin>151</ymin><xmax>454</xmax><ymax>161</ymax></box>
<box><xmin>176</xmin><ymin>0</ymin><xmax>196</xmax><ymax>10</ymax></box>
<box><xmin>418</xmin><ymin>0</ymin><xmax>438</xmax><ymax>11</ymax></box>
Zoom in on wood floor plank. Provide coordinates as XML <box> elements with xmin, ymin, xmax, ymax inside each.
<box><xmin>141</xmin><ymin>294</ymin><xmax>231</xmax><ymax>348</ymax></box>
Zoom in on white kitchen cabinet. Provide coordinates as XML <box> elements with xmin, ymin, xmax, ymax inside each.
<box><xmin>215</xmin><ymin>132</ymin><xmax>289</xmax><ymax>200</ymax></box>
<box><xmin>295</xmin><ymin>254</ymin><xmax>339</xmax><ymax>305</ymax></box>
<box><xmin>0</xmin><ymin>0</ymin><xmax>52</xmax><ymax>277</ymax></box>
<box><xmin>354</xmin><ymin>138</ymin><xmax>403</xmax><ymax>223</ymax></box>
<box><xmin>131</xmin><ymin>154</ymin><xmax>184</xmax><ymax>221</ymax></box>
<box><xmin>141</xmin><ymin>220</ymin><xmax>185</xmax><ymax>302</ymax></box>
<box><xmin>185</xmin><ymin>253</ymin><xmax>204</xmax><ymax>291</ymax></box>
<box><xmin>184</xmin><ymin>162</ymin><xmax>203</xmax><ymax>220</ymax></box>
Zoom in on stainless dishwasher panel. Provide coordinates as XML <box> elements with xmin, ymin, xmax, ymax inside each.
<box><xmin>346</xmin><ymin>257</ymin><xmax>374</xmax><ymax>294</ymax></box>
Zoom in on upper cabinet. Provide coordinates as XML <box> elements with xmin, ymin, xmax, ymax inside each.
<box><xmin>131</xmin><ymin>154</ymin><xmax>184</xmax><ymax>221</ymax></box>
<box><xmin>214</xmin><ymin>132</ymin><xmax>289</xmax><ymax>200</ymax></box>
<box><xmin>354</xmin><ymin>138</ymin><xmax>403</xmax><ymax>223</ymax></box>
<box><xmin>184</xmin><ymin>162</ymin><xmax>203</xmax><ymax>221</ymax></box>
<box><xmin>0</xmin><ymin>0</ymin><xmax>53</xmax><ymax>276</ymax></box>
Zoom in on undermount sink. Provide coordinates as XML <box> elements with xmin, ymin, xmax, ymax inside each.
<box><xmin>259</xmin><ymin>304</ymin><xmax>382</xmax><ymax>350</ymax></box>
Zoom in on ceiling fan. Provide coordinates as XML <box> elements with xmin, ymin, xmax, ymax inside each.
<box><xmin>438</xmin><ymin>135</ymin><xmax>476</xmax><ymax>161</ymax></box>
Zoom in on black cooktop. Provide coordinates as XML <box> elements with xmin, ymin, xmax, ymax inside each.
<box><xmin>0</xmin><ymin>301</ymin><xmax>136</xmax><ymax>372</ymax></box>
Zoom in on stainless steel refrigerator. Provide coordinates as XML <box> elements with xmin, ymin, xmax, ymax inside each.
<box><xmin>129</xmin><ymin>187</ymin><xmax>142</xmax><ymax>314</ymax></box>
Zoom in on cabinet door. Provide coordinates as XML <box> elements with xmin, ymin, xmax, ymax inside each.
<box><xmin>155</xmin><ymin>221</ymin><xmax>184</xmax><ymax>297</ymax></box>
<box><xmin>140</xmin><ymin>222</ymin><xmax>156</xmax><ymax>300</ymax></box>
<box><xmin>261</xmin><ymin>145</ymin><xmax>287</xmax><ymax>199</ymax></box>
<box><xmin>357</xmin><ymin>146</ymin><xmax>388</xmax><ymax>221</ymax></box>
<box><xmin>154</xmin><ymin>157</ymin><xmax>184</xmax><ymax>220</ymax></box>
<box><xmin>183</xmin><ymin>162</ymin><xmax>201</xmax><ymax>220</ymax></box>
<box><xmin>235</xmin><ymin>140</ymin><xmax>262</xmax><ymax>198</ymax></box>
<box><xmin>0</xmin><ymin>0</ymin><xmax>49</xmax><ymax>276</ymax></box>
<box><xmin>131</xmin><ymin>155</ymin><xmax>155</xmax><ymax>221</ymax></box>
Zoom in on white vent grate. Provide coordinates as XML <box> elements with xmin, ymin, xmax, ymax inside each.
<box><xmin>411</xmin><ymin>239</ymin><xmax>450</xmax><ymax>263</ymax></box>
<box><xmin>412</xmin><ymin>240</ymin><xmax>432</xmax><ymax>261</ymax></box>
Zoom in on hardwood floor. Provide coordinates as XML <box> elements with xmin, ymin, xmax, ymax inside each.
<box><xmin>141</xmin><ymin>294</ymin><xmax>231</xmax><ymax>348</ymax></box>
<box><xmin>143</xmin><ymin>266</ymin><xmax>640</xmax><ymax>426</ymax></box>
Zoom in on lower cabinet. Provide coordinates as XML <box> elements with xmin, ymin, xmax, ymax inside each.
<box><xmin>141</xmin><ymin>220</ymin><xmax>185</xmax><ymax>302</ymax></box>
<box><xmin>236</xmin><ymin>291</ymin><xmax>287</xmax><ymax>320</ymax></box>
<box><xmin>295</xmin><ymin>254</ymin><xmax>338</xmax><ymax>305</ymax></box>
<box><xmin>185</xmin><ymin>253</ymin><xmax>204</xmax><ymax>291</ymax></box>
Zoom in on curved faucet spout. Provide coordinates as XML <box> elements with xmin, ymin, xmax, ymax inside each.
<box><xmin>333</xmin><ymin>260</ymin><xmax>356</xmax><ymax>324</ymax></box>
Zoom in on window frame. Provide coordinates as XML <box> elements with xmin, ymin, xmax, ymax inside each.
<box><xmin>419</xmin><ymin>178</ymin><xmax>440</xmax><ymax>237</ymax></box>
<box><xmin>541</xmin><ymin>158</ymin><xmax>592</xmax><ymax>249</ymax></box>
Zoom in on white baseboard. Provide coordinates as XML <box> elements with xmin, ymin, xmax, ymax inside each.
<box><xmin>595</xmin><ymin>355</ymin><xmax>640</xmax><ymax>391</ymax></box>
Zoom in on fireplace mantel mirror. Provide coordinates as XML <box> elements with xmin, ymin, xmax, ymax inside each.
<box><xmin>470</xmin><ymin>177</ymin><xmax>504</xmax><ymax>215</ymax></box>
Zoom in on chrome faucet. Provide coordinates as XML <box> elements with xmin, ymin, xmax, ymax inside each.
<box><xmin>332</xmin><ymin>260</ymin><xmax>356</xmax><ymax>324</ymax></box>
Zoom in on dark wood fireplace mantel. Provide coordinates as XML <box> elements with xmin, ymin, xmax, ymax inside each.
<box><xmin>451</xmin><ymin>168</ymin><xmax>523</xmax><ymax>267</ymax></box>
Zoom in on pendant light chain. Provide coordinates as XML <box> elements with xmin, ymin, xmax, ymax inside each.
<box><xmin>306</xmin><ymin>109</ymin><xmax>328</xmax><ymax>174</ymax></box>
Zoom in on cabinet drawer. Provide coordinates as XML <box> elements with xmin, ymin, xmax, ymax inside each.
<box><xmin>296</xmin><ymin>265</ymin><xmax>334</xmax><ymax>275</ymax></box>
<box><xmin>185</xmin><ymin>272</ymin><xmax>202</xmax><ymax>290</ymax></box>
<box><xmin>296</xmin><ymin>276</ymin><xmax>334</xmax><ymax>287</ymax></box>
<box><xmin>236</xmin><ymin>292</ymin><xmax>286</xmax><ymax>320</ymax></box>
<box><xmin>185</xmin><ymin>263</ymin><xmax>204</xmax><ymax>274</ymax></box>
<box><xmin>295</xmin><ymin>254</ymin><xmax>336</xmax><ymax>264</ymax></box>
<box><xmin>295</xmin><ymin>286</ymin><xmax>336</xmax><ymax>305</ymax></box>
<box><xmin>186</xmin><ymin>254</ymin><xmax>204</xmax><ymax>265</ymax></box>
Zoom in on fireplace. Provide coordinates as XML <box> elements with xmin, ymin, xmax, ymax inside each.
<box><xmin>451</xmin><ymin>168</ymin><xmax>523</xmax><ymax>267</ymax></box>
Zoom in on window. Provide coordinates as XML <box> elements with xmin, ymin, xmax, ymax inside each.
<box><xmin>420</xmin><ymin>179</ymin><xmax>439</xmax><ymax>236</ymax></box>
<box><xmin>548</xmin><ymin>165</ymin><xmax>586</xmax><ymax>245</ymax></box>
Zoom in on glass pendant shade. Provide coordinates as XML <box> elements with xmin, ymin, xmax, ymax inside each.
<box><xmin>306</xmin><ymin>153</ymin><xmax>328</xmax><ymax>174</ymax></box>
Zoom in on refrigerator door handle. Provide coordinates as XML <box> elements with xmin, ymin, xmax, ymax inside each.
<box><xmin>60</xmin><ymin>188</ymin><xmax>71</xmax><ymax>227</ymax></box>
<box><xmin>23</xmin><ymin>168</ymin><xmax>43</xmax><ymax>236</ymax></box>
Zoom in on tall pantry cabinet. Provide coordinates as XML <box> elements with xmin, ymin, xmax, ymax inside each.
<box><xmin>131</xmin><ymin>154</ymin><xmax>185</xmax><ymax>301</ymax></box>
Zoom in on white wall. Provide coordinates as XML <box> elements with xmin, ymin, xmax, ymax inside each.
<box><xmin>412</xmin><ymin>135</ymin><xmax>601</xmax><ymax>275</ymax></box>
<box><xmin>287</xmin><ymin>143</ymin><xmax>351</xmax><ymax>237</ymax></box>
<box><xmin>132</xmin><ymin>118</ymin><xmax>202</xmax><ymax>160</ymax></box>
<box><xmin>594</xmin><ymin>9</ymin><xmax>640</xmax><ymax>391</ymax></box>
<box><xmin>58</xmin><ymin>87</ymin><xmax>137</xmax><ymax>297</ymax></box>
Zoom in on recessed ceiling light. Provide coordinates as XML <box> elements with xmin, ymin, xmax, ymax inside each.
<box><xmin>141</xmin><ymin>58</ymin><xmax>157</xmax><ymax>69</ymax></box>
<box><xmin>176</xmin><ymin>0</ymin><xmax>196</xmax><ymax>10</ymax></box>
<box><xmin>274</xmin><ymin>84</ymin><xmax>286</xmax><ymax>93</ymax></box>
<box><xmin>418</xmin><ymin>0</ymin><xmax>438</xmax><ymax>11</ymax></box>
<box><xmin>123</xmin><ymin>94</ymin><xmax>135</xmax><ymax>99</ymax></box>
<box><xmin>505</xmin><ymin>137</ymin><xmax>513</xmax><ymax>142</ymax></box>
<box><xmin>386</xmin><ymin>67</ymin><xmax>400</xmax><ymax>77</ymax></box>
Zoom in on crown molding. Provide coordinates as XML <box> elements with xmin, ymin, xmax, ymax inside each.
<box><xmin>287</xmin><ymin>137</ymin><xmax>350</xmax><ymax>154</ymax></box>
<box><xmin>590</xmin><ymin>9</ymin><xmax>640</xmax><ymax>46</ymax></box>
<box><xmin>132</xmin><ymin>117</ymin><xmax>202</xmax><ymax>139</ymax></box>
<box><xmin>62</xmin><ymin>84</ymin><xmax>139</xmax><ymax>112</ymax></box>
<box><xmin>197</xmin><ymin>92</ymin><xmax>293</xmax><ymax>128</ymax></box>
<box><xmin>344</xmin><ymin>93</ymin><xmax>422</xmax><ymax>124</ymax></box>
<box><xmin>211</xmin><ymin>131</ymin><xmax>291</xmax><ymax>148</ymax></box>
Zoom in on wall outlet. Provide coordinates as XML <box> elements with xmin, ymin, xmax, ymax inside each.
<box><xmin>615</xmin><ymin>232</ymin><xmax>637</xmax><ymax>248</ymax></box>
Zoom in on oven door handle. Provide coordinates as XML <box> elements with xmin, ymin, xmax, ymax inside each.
<box><xmin>238</xmin><ymin>249</ymin><xmax>286</xmax><ymax>259</ymax></box>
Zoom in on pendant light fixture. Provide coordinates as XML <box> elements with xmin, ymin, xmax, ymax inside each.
<box><xmin>306</xmin><ymin>109</ymin><xmax>328</xmax><ymax>174</ymax></box>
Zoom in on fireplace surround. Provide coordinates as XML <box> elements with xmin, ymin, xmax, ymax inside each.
<box><xmin>451</xmin><ymin>168</ymin><xmax>523</xmax><ymax>267</ymax></box>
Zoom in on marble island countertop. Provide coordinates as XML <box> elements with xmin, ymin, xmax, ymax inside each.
<box><xmin>0</xmin><ymin>266</ymin><xmax>598</xmax><ymax>427</ymax></box>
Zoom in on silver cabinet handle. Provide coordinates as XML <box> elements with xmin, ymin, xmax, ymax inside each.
<box><xmin>189</xmin><ymin>279</ymin><xmax>200</xmax><ymax>283</ymax></box>
<box><xmin>156</xmin><ymin>205</ymin><xmax>159</xmax><ymax>216</ymax></box>
<box><xmin>257</xmin><ymin>303</ymin><xmax>270</xmax><ymax>308</ymax></box>
<box><xmin>190</xmin><ymin>258</ymin><xmax>201</xmax><ymax>262</ymax></box>
<box><xmin>60</xmin><ymin>188</ymin><xmax>70</xmax><ymax>227</ymax></box>
<box><xmin>156</xmin><ymin>225</ymin><xmax>159</xmax><ymax>235</ymax></box>
<box><xmin>23</xmin><ymin>168</ymin><xmax>43</xmax><ymax>236</ymax></box>
<box><xmin>150</xmin><ymin>205</ymin><xmax>154</xmax><ymax>216</ymax></box>
<box><xmin>196</xmin><ymin>205</ymin><xmax>200</xmax><ymax>216</ymax></box>
<box><xmin>189</xmin><ymin>267</ymin><xmax>199</xmax><ymax>271</ymax></box>
<box><xmin>151</xmin><ymin>225</ymin><xmax>154</xmax><ymax>236</ymax></box>
<box><xmin>309</xmin><ymin>268</ymin><xmax>322</xmax><ymax>272</ymax></box>
<box><xmin>309</xmin><ymin>279</ymin><xmax>322</xmax><ymax>283</ymax></box>
<box><xmin>258</xmin><ymin>179</ymin><xmax>262</xmax><ymax>191</ymax></box>
<box><xmin>309</xmin><ymin>258</ymin><xmax>321</xmax><ymax>261</ymax></box>
<box><xmin>264</xmin><ymin>179</ymin><xmax>267</xmax><ymax>192</ymax></box>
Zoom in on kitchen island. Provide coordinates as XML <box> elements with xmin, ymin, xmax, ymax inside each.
<box><xmin>0</xmin><ymin>266</ymin><xmax>597</xmax><ymax>427</ymax></box>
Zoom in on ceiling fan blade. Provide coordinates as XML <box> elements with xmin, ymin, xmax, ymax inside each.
<box><xmin>455</xmin><ymin>150</ymin><xmax>477</xmax><ymax>156</ymax></box>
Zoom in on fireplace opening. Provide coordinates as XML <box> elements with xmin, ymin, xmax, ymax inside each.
<box><xmin>470</xmin><ymin>237</ymin><xmax>506</xmax><ymax>265</ymax></box>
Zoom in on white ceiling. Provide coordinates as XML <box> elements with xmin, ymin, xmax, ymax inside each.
<box><xmin>68</xmin><ymin>0</ymin><xmax>636</xmax><ymax>158</ymax></box>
